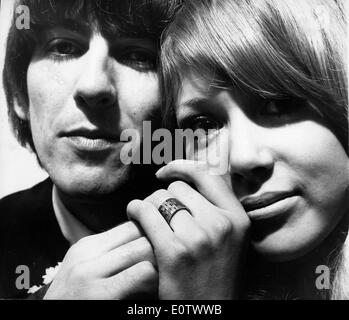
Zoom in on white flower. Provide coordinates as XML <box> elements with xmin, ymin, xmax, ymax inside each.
<box><xmin>27</xmin><ymin>285</ymin><xmax>43</xmax><ymax>294</ymax></box>
<box><xmin>27</xmin><ymin>262</ymin><xmax>62</xmax><ymax>294</ymax></box>
<box><xmin>42</xmin><ymin>262</ymin><xmax>62</xmax><ymax>285</ymax></box>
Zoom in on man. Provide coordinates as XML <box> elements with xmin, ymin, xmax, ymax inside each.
<box><xmin>0</xmin><ymin>0</ymin><xmax>180</xmax><ymax>299</ymax></box>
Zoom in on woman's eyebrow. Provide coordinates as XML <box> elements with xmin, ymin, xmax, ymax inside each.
<box><xmin>178</xmin><ymin>98</ymin><xmax>209</xmax><ymax>111</ymax></box>
<box><xmin>176</xmin><ymin>97</ymin><xmax>219</xmax><ymax>121</ymax></box>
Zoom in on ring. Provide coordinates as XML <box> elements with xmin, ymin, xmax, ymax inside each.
<box><xmin>158</xmin><ymin>198</ymin><xmax>191</xmax><ymax>225</ymax></box>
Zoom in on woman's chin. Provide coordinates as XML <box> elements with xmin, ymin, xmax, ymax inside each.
<box><xmin>251</xmin><ymin>232</ymin><xmax>319</xmax><ymax>263</ymax></box>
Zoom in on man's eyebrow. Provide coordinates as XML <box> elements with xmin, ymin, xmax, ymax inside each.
<box><xmin>38</xmin><ymin>18</ymin><xmax>91</xmax><ymax>35</ymax></box>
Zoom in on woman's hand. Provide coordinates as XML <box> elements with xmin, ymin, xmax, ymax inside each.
<box><xmin>127</xmin><ymin>160</ymin><xmax>250</xmax><ymax>300</ymax></box>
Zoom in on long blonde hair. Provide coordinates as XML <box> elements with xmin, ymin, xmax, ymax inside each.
<box><xmin>161</xmin><ymin>0</ymin><xmax>348</xmax><ymax>299</ymax></box>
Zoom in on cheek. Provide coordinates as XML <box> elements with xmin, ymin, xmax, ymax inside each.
<box><xmin>252</xmin><ymin>123</ymin><xmax>348</xmax><ymax>260</ymax></box>
<box><xmin>272</xmin><ymin>121</ymin><xmax>348</xmax><ymax>217</ymax></box>
<box><xmin>118</xmin><ymin>70</ymin><xmax>160</xmax><ymax>120</ymax></box>
<box><xmin>27</xmin><ymin>62</ymin><xmax>75</xmax><ymax>157</ymax></box>
<box><xmin>274</xmin><ymin>122</ymin><xmax>348</xmax><ymax>185</ymax></box>
<box><xmin>27</xmin><ymin>62</ymin><xmax>75</xmax><ymax>133</ymax></box>
<box><xmin>186</xmin><ymin>130</ymin><xmax>230</xmax><ymax>177</ymax></box>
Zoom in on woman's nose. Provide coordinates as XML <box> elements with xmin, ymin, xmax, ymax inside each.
<box><xmin>228</xmin><ymin>115</ymin><xmax>274</xmax><ymax>180</ymax></box>
<box><xmin>74</xmin><ymin>35</ymin><xmax>117</xmax><ymax>110</ymax></box>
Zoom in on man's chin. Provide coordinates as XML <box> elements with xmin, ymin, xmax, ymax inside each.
<box><xmin>52</xmin><ymin>168</ymin><xmax>134</xmax><ymax>200</ymax></box>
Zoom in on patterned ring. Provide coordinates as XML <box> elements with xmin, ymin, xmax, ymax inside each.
<box><xmin>158</xmin><ymin>198</ymin><xmax>191</xmax><ymax>225</ymax></box>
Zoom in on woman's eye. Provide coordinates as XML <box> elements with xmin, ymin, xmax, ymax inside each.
<box><xmin>181</xmin><ymin>115</ymin><xmax>222</xmax><ymax>134</ymax></box>
<box><xmin>263</xmin><ymin>101</ymin><xmax>281</xmax><ymax>115</ymax></box>
<box><xmin>261</xmin><ymin>98</ymin><xmax>306</xmax><ymax>117</ymax></box>
<box><xmin>46</xmin><ymin>39</ymin><xmax>83</xmax><ymax>58</ymax></box>
<box><xmin>119</xmin><ymin>50</ymin><xmax>156</xmax><ymax>71</ymax></box>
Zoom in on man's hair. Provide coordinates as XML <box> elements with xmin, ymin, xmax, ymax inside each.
<box><xmin>3</xmin><ymin>0</ymin><xmax>181</xmax><ymax>152</ymax></box>
<box><xmin>161</xmin><ymin>0</ymin><xmax>348</xmax><ymax>152</ymax></box>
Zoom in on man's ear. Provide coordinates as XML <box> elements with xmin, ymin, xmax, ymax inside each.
<box><xmin>14</xmin><ymin>103</ymin><xmax>29</xmax><ymax>120</ymax></box>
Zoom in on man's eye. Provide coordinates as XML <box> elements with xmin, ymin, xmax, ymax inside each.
<box><xmin>119</xmin><ymin>50</ymin><xmax>156</xmax><ymax>71</ymax></box>
<box><xmin>46</xmin><ymin>39</ymin><xmax>83</xmax><ymax>58</ymax></box>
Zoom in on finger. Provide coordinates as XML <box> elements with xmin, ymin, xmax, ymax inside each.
<box><xmin>127</xmin><ymin>199</ymin><xmax>177</xmax><ymax>255</ymax></box>
<box><xmin>166</xmin><ymin>180</ymin><xmax>245</xmax><ymax>242</ymax></box>
<box><xmin>144</xmin><ymin>189</ymin><xmax>209</xmax><ymax>246</ymax></box>
<box><xmin>167</xmin><ymin>180</ymin><xmax>219</xmax><ymax>221</ymax></box>
<box><xmin>78</xmin><ymin>221</ymin><xmax>144</xmax><ymax>255</ymax></box>
<box><xmin>89</xmin><ymin>236</ymin><xmax>156</xmax><ymax>278</ymax></box>
<box><xmin>145</xmin><ymin>189</ymin><xmax>194</xmax><ymax>226</ymax></box>
<box><xmin>156</xmin><ymin>160</ymin><xmax>244</xmax><ymax>214</ymax></box>
<box><xmin>103</xmin><ymin>261</ymin><xmax>158</xmax><ymax>299</ymax></box>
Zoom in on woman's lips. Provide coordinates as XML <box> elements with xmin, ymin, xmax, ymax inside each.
<box><xmin>241</xmin><ymin>191</ymin><xmax>299</xmax><ymax>221</ymax></box>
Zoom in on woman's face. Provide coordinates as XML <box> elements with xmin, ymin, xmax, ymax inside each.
<box><xmin>176</xmin><ymin>74</ymin><xmax>349</xmax><ymax>262</ymax></box>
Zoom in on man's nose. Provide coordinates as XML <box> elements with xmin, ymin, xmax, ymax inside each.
<box><xmin>228</xmin><ymin>114</ymin><xmax>274</xmax><ymax>180</ymax></box>
<box><xmin>74</xmin><ymin>35</ymin><xmax>117</xmax><ymax>110</ymax></box>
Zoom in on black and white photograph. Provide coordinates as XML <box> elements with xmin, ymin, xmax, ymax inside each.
<box><xmin>0</xmin><ymin>0</ymin><xmax>348</xmax><ymax>303</ymax></box>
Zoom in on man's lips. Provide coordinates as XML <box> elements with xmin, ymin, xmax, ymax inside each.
<box><xmin>60</xmin><ymin>128</ymin><xmax>121</xmax><ymax>151</ymax></box>
<box><xmin>61</xmin><ymin>128</ymin><xmax>120</xmax><ymax>141</ymax></box>
<box><xmin>241</xmin><ymin>191</ymin><xmax>298</xmax><ymax>212</ymax></box>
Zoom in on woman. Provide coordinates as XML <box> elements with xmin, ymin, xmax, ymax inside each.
<box><xmin>128</xmin><ymin>0</ymin><xmax>348</xmax><ymax>299</ymax></box>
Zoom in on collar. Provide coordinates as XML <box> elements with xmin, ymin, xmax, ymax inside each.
<box><xmin>52</xmin><ymin>186</ymin><xmax>94</xmax><ymax>245</ymax></box>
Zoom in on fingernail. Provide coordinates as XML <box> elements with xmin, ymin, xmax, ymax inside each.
<box><xmin>155</xmin><ymin>166</ymin><xmax>165</xmax><ymax>177</ymax></box>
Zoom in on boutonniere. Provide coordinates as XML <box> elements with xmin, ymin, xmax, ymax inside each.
<box><xmin>27</xmin><ymin>262</ymin><xmax>62</xmax><ymax>294</ymax></box>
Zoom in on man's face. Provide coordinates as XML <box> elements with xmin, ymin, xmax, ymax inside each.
<box><xmin>21</xmin><ymin>25</ymin><xmax>159</xmax><ymax>197</ymax></box>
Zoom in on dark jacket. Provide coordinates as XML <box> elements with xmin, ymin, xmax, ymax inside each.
<box><xmin>0</xmin><ymin>179</ymin><xmax>69</xmax><ymax>299</ymax></box>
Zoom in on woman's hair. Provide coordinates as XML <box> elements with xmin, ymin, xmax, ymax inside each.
<box><xmin>3</xmin><ymin>0</ymin><xmax>181</xmax><ymax>152</ymax></box>
<box><xmin>160</xmin><ymin>0</ymin><xmax>348</xmax><ymax>299</ymax></box>
<box><xmin>161</xmin><ymin>0</ymin><xmax>348</xmax><ymax>152</ymax></box>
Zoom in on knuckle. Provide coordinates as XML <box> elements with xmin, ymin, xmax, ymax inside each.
<box><xmin>234</xmin><ymin>215</ymin><xmax>251</xmax><ymax>235</ymax></box>
<box><xmin>167</xmin><ymin>180</ymin><xmax>187</xmax><ymax>193</ymax></box>
<box><xmin>136</xmin><ymin>261</ymin><xmax>157</xmax><ymax>279</ymax></box>
<box><xmin>166</xmin><ymin>243</ymin><xmax>194</xmax><ymax>267</ymax></box>
<box><xmin>68</xmin><ymin>235</ymin><xmax>101</xmax><ymax>258</ymax></box>
<box><xmin>122</xmin><ymin>221</ymin><xmax>141</xmax><ymax>237</ymax></box>
<box><xmin>118</xmin><ymin>237</ymin><xmax>153</xmax><ymax>264</ymax></box>
<box><xmin>113</xmin><ymin>262</ymin><xmax>157</xmax><ymax>294</ymax></box>
<box><xmin>141</xmin><ymin>200</ymin><xmax>156</xmax><ymax>211</ymax></box>
<box><xmin>126</xmin><ymin>199</ymin><xmax>143</xmax><ymax>217</ymax></box>
<box><xmin>136</xmin><ymin>262</ymin><xmax>158</xmax><ymax>291</ymax></box>
<box><xmin>212</xmin><ymin>211</ymin><xmax>250</xmax><ymax>244</ymax></box>
<box><xmin>110</xmin><ymin>272</ymin><xmax>131</xmax><ymax>292</ymax></box>
<box><xmin>117</xmin><ymin>246</ymin><xmax>133</xmax><ymax>263</ymax></box>
<box><xmin>187</xmin><ymin>230</ymin><xmax>212</xmax><ymax>254</ymax></box>
<box><xmin>214</xmin><ymin>214</ymin><xmax>234</xmax><ymax>237</ymax></box>
<box><xmin>126</xmin><ymin>237</ymin><xmax>151</xmax><ymax>258</ymax></box>
<box><xmin>137</xmin><ymin>236</ymin><xmax>152</xmax><ymax>252</ymax></box>
<box><xmin>146</xmin><ymin>189</ymin><xmax>169</xmax><ymax>202</ymax></box>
